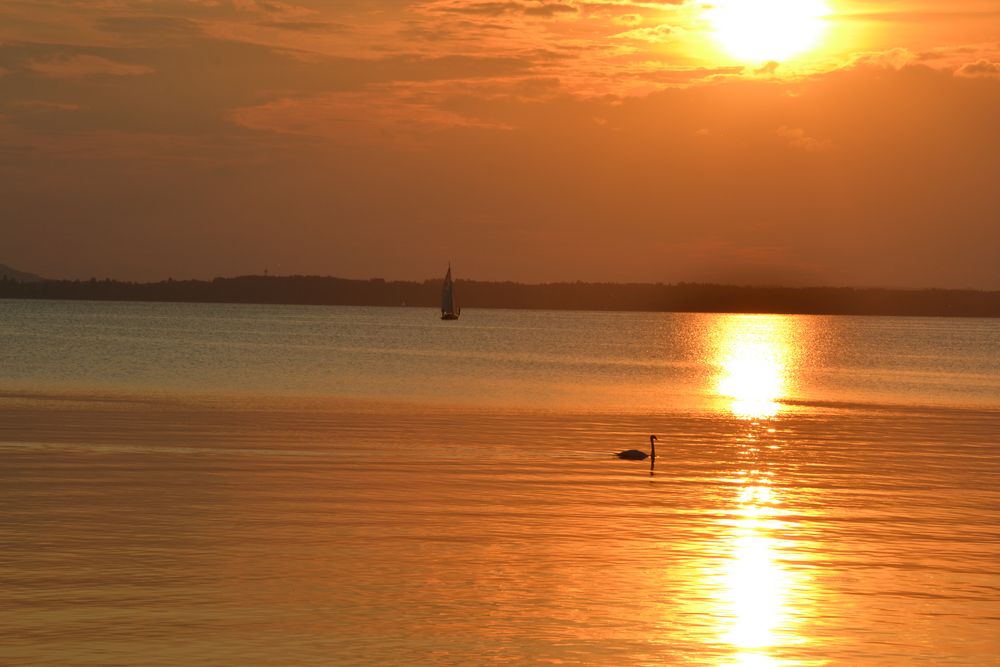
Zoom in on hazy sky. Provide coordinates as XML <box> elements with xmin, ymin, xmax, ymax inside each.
<box><xmin>1</xmin><ymin>0</ymin><xmax>998</xmax><ymax>287</ymax></box>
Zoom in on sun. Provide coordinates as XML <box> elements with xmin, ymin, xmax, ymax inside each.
<box><xmin>706</xmin><ymin>0</ymin><xmax>830</xmax><ymax>63</ymax></box>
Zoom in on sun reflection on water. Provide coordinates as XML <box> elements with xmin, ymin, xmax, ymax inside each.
<box><xmin>714</xmin><ymin>315</ymin><xmax>800</xmax><ymax>418</ymax></box>
<box><xmin>719</xmin><ymin>484</ymin><xmax>790</xmax><ymax>664</ymax></box>
<box><xmin>708</xmin><ymin>442</ymin><xmax>816</xmax><ymax>665</ymax></box>
<box><xmin>686</xmin><ymin>316</ymin><xmax>819</xmax><ymax>663</ymax></box>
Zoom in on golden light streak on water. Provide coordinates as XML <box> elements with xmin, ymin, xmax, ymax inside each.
<box><xmin>715</xmin><ymin>480</ymin><xmax>802</xmax><ymax>666</ymax></box>
<box><xmin>724</xmin><ymin>490</ymin><xmax>786</xmax><ymax>644</ymax></box>
<box><xmin>714</xmin><ymin>316</ymin><xmax>799</xmax><ymax>418</ymax></box>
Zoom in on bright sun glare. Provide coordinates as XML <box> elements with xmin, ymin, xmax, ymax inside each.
<box><xmin>707</xmin><ymin>0</ymin><xmax>830</xmax><ymax>63</ymax></box>
<box><xmin>715</xmin><ymin>315</ymin><xmax>794</xmax><ymax>418</ymax></box>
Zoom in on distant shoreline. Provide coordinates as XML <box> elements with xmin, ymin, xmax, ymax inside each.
<box><xmin>2</xmin><ymin>274</ymin><xmax>999</xmax><ymax>318</ymax></box>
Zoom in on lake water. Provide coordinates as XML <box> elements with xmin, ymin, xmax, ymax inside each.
<box><xmin>1</xmin><ymin>300</ymin><xmax>999</xmax><ymax>665</ymax></box>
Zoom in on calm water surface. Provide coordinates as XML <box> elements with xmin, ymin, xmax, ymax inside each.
<box><xmin>1</xmin><ymin>300</ymin><xmax>998</xmax><ymax>666</ymax></box>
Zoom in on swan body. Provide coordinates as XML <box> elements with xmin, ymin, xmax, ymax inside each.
<box><xmin>616</xmin><ymin>449</ymin><xmax>648</xmax><ymax>460</ymax></box>
<box><xmin>616</xmin><ymin>435</ymin><xmax>657</xmax><ymax>460</ymax></box>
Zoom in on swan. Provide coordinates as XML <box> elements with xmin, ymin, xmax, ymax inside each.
<box><xmin>616</xmin><ymin>435</ymin><xmax>657</xmax><ymax>460</ymax></box>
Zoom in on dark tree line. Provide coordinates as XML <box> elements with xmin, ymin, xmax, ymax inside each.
<box><xmin>1</xmin><ymin>274</ymin><xmax>998</xmax><ymax>317</ymax></box>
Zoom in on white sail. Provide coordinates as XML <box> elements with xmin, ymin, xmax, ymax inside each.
<box><xmin>441</xmin><ymin>264</ymin><xmax>459</xmax><ymax>319</ymax></box>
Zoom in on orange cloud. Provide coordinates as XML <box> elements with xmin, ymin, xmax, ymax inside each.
<box><xmin>431</xmin><ymin>1</ymin><xmax>578</xmax><ymax>18</ymax></box>
<box><xmin>612</xmin><ymin>14</ymin><xmax>643</xmax><ymax>26</ymax></box>
<box><xmin>846</xmin><ymin>47</ymin><xmax>919</xmax><ymax>71</ymax></box>
<box><xmin>957</xmin><ymin>59</ymin><xmax>1000</xmax><ymax>78</ymax></box>
<box><xmin>612</xmin><ymin>24</ymin><xmax>674</xmax><ymax>43</ymax></box>
<box><xmin>230</xmin><ymin>85</ymin><xmax>513</xmax><ymax>146</ymax></box>
<box><xmin>775</xmin><ymin>126</ymin><xmax>831</xmax><ymax>152</ymax></box>
<box><xmin>28</xmin><ymin>55</ymin><xmax>153</xmax><ymax>78</ymax></box>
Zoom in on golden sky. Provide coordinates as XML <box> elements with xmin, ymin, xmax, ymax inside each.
<box><xmin>1</xmin><ymin>0</ymin><xmax>998</xmax><ymax>287</ymax></box>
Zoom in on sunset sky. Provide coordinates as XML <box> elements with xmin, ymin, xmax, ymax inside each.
<box><xmin>1</xmin><ymin>0</ymin><xmax>998</xmax><ymax>288</ymax></box>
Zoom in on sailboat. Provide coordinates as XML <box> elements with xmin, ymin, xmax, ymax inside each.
<box><xmin>441</xmin><ymin>263</ymin><xmax>461</xmax><ymax>320</ymax></box>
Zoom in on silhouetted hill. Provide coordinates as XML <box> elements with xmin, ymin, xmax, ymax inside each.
<box><xmin>0</xmin><ymin>263</ymin><xmax>43</xmax><ymax>282</ymax></box>
<box><xmin>1</xmin><ymin>274</ymin><xmax>998</xmax><ymax>318</ymax></box>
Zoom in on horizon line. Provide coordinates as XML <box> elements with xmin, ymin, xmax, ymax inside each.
<box><xmin>13</xmin><ymin>270</ymin><xmax>1000</xmax><ymax>294</ymax></box>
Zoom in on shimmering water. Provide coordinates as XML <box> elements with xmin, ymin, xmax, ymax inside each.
<box><xmin>1</xmin><ymin>300</ymin><xmax>998</xmax><ymax>665</ymax></box>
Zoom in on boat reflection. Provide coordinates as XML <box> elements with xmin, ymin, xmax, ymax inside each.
<box><xmin>713</xmin><ymin>315</ymin><xmax>801</xmax><ymax>418</ymax></box>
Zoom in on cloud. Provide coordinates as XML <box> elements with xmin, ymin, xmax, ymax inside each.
<box><xmin>434</xmin><ymin>1</ymin><xmax>577</xmax><ymax>18</ymax></box>
<box><xmin>400</xmin><ymin>19</ymin><xmax>514</xmax><ymax>42</ymax></box>
<box><xmin>612</xmin><ymin>14</ymin><xmax>642</xmax><ymax>26</ymax></box>
<box><xmin>96</xmin><ymin>15</ymin><xmax>203</xmax><ymax>39</ymax></box>
<box><xmin>775</xmin><ymin>126</ymin><xmax>831</xmax><ymax>152</ymax></box>
<box><xmin>836</xmin><ymin>46</ymin><xmax>1000</xmax><ymax>81</ymax></box>
<box><xmin>579</xmin><ymin>0</ymin><xmax>685</xmax><ymax>7</ymax></box>
<box><xmin>836</xmin><ymin>9</ymin><xmax>1000</xmax><ymax>22</ymax></box>
<box><xmin>0</xmin><ymin>29</ymin><xmax>541</xmax><ymax>139</ymax></box>
<box><xmin>231</xmin><ymin>74</ymin><xmax>561</xmax><ymax>143</ymax></box>
<box><xmin>847</xmin><ymin>48</ymin><xmax>919</xmax><ymax>71</ymax></box>
<box><xmin>14</xmin><ymin>101</ymin><xmax>81</xmax><ymax>112</ymax></box>
<box><xmin>230</xmin><ymin>85</ymin><xmax>512</xmax><ymax>146</ymax></box>
<box><xmin>621</xmin><ymin>64</ymin><xmax>743</xmax><ymax>85</ymax></box>
<box><xmin>437</xmin><ymin>1</ymin><xmax>522</xmax><ymax>16</ymax></box>
<box><xmin>257</xmin><ymin>20</ymin><xmax>349</xmax><ymax>32</ymax></box>
<box><xmin>611</xmin><ymin>24</ymin><xmax>672</xmax><ymax>43</ymax></box>
<box><xmin>754</xmin><ymin>61</ymin><xmax>780</xmax><ymax>76</ymax></box>
<box><xmin>232</xmin><ymin>0</ymin><xmax>320</xmax><ymax>19</ymax></box>
<box><xmin>956</xmin><ymin>59</ymin><xmax>1000</xmax><ymax>78</ymax></box>
<box><xmin>28</xmin><ymin>55</ymin><xmax>154</xmax><ymax>78</ymax></box>
<box><xmin>524</xmin><ymin>3</ymin><xmax>577</xmax><ymax>17</ymax></box>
